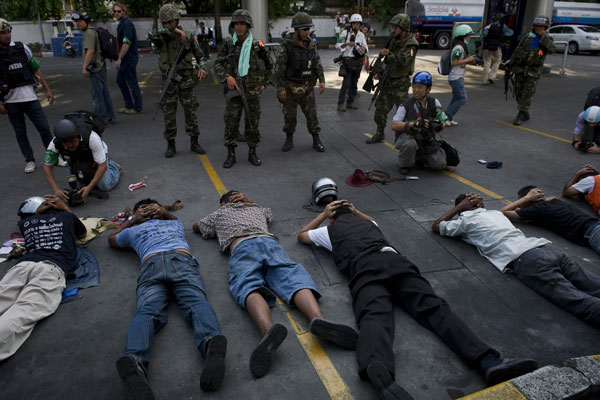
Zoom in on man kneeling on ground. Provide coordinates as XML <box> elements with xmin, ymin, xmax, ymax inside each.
<box><xmin>194</xmin><ymin>190</ymin><xmax>358</xmax><ymax>378</ymax></box>
<box><xmin>109</xmin><ymin>198</ymin><xmax>227</xmax><ymax>398</ymax></box>
<box><xmin>298</xmin><ymin>200</ymin><xmax>537</xmax><ymax>400</ymax></box>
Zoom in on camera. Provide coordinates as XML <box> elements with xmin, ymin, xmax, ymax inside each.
<box><xmin>350</xmin><ymin>34</ymin><xmax>356</xmax><ymax>43</ymax></box>
<box><xmin>333</xmin><ymin>55</ymin><xmax>344</xmax><ymax>64</ymax></box>
<box><xmin>66</xmin><ymin>174</ymin><xmax>84</xmax><ymax>207</ymax></box>
<box><xmin>85</xmin><ymin>61</ymin><xmax>96</xmax><ymax>72</ymax></box>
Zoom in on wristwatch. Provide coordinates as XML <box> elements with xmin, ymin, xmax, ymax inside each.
<box><xmin>128</xmin><ymin>216</ymin><xmax>133</xmax><ymax>222</ymax></box>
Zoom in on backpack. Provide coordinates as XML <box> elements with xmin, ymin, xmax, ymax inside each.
<box><xmin>437</xmin><ymin>50</ymin><xmax>452</xmax><ymax>75</ymax></box>
<box><xmin>64</xmin><ymin>110</ymin><xmax>106</xmax><ymax>136</ymax></box>
<box><xmin>96</xmin><ymin>27</ymin><xmax>119</xmax><ymax>61</ymax></box>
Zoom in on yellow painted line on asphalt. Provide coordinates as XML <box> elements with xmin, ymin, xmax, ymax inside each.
<box><xmin>496</xmin><ymin>120</ymin><xmax>571</xmax><ymax>143</ymax></box>
<box><xmin>139</xmin><ymin>70</ymin><xmax>155</xmax><ymax>88</ymax></box>
<box><xmin>199</xmin><ymin>157</ymin><xmax>355</xmax><ymax>400</ymax></box>
<box><xmin>458</xmin><ymin>381</ymin><xmax>526</xmax><ymax>399</ymax></box>
<box><xmin>211</xmin><ymin>67</ymin><xmax>219</xmax><ymax>85</ymax></box>
<box><xmin>363</xmin><ymin>133</ymin><xmax>509</xmax><ymax>202</ymax></box>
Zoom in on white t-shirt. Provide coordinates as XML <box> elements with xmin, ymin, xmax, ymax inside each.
<box><xmin>393</xmin><ymin>98</ymin><xmax>443</xmax><ymax>122</ymax></box>
<box><xmin>572</xmin><ymin>176</ymin><xmax>596</xmax><ymax>194</ymax></box>
<box><xmin>448</xmin><ymin>44</ymin><xmax>466</xmax><ymax>81</ymax></box>
<box><xmin>573</xmin><ymin>111</ymin><xmax>586</xmax><ymax>135</ymax></box>
<box><xmin>4</xmin><ymin>41</ymin><xmax>37</xmax><ymax>104</ymax></box>
<box><xmin>46</xmin><ymin>131</ymin><xmax>108</xmax><ymax>164</ymax></box>
<box><xmin>335</xmin><ymin>29</ymin><xmax>369</xmax><ymax>57</ymax></box>
<box><xmin>307</xmin><ymin>220</ymin><xmax>396</xmax><ymax>253</ymax></box>
<box><xmin>439</xmin><ymin>208</ymin><xmax>550</xmax><ymax>273</ymax></box>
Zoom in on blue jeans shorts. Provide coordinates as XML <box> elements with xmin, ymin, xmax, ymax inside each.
<box><xmin>228</xmin><ymin>236</ymin><xmax>321</xmax><ymax>309</ymax></box>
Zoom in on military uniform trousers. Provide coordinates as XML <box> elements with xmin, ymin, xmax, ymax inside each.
<box><xmin>395</xmin><ymin>133</ymin><xmax>446</xmax><ymax>170</ymax></box>
<box><xmin>161</xmin><ymin>76</ymin><xmax>200</xmax><ymax>140</ymax></box>
<box><xmin>374</xmin><ymin>76</ymin><xmax>411</xmax><ymax>133</ymax></box>
<box><xmin>224</xmin><ymin>94</ymin><xmax>261</xmax><ymax>148</ymax></box>
<box><xmin>282</xmin><ymin>82</ymin><xmax>321</xmax><ymax>136</ymax></box>
<box><xmin>514</xmin><ymin>69</ymin><xmax>541</xmax><ymax>113</ymax></box>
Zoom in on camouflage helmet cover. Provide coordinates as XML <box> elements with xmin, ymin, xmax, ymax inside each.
<box><xmin>389</xmin><ymin>13</ymin><xmax>410</xmax><ymax>31</ymax></box>
<box><xmin>533</xmin><ymin>15</ymin><xmax>550</xmax><ymax>28</ymax></box>
<box><xmin>291</xmin><ymin>12</ymin><xmax>313</xmax><ymax>29</ymax></box>
<box><xmin>159</xmin><ymin>4</ymin><xmax>180</xmax><ymax>22</ymax></box>
<box><xmin>0</xmin><ymin>18</ymin><xmax>11</xmax><ymax>32</ymax></box>
<box><xmin>231</xmin><ymin>9</ymin><xmax>253</xmax><ymax>28</ymax></box>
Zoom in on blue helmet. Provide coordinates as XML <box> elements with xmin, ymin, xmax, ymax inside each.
<box><xmin>412</xmin><ymin>71</ymin><xmax>432</xmax><ymax>86</ymax></box>
<box><xmin>584</xmin><ymin>106</ymin><xmax>600</xmax><ymax>123</ymax></box>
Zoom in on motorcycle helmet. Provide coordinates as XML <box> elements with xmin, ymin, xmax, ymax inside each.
<box><xmin>312</xmin><ymin>178</ymin><xmax>338</xmax><ymax>205</ymax></box>
<box><xmin>17</xmin><ymin>196</ymin><xmax>45</xmax><ymax>217</ymax></box>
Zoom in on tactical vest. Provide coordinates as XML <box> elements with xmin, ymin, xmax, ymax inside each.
<box><xmin>512</xmin><ymin>34</ymin><xmax>552</xmax><ymax>71</ymax></box>
<box><xmin>402</xmin><ymin>96</ymin><xmax>438</xmax><ymax>121</ymax></box>
<box><xmin>284</xmin><ymin>39</ymin><xmax>317</xmax><ymax>82</ymax></box>
<box><xmin>327</xmin><ymin>214</ymin><xmax>391</xmax><ymax>279</ymax></box>
<box><xmin>386</xmin><ymin>34</ymin><xmax>419</xmax><ymax>79</ymax></box>
<box><xmin>484</xmin><ymin>24</ymin><xmax>504</xmax><ymax>51</ymax></box>
<box><xmin>0</xmin><ymin>42</ymin><xmax>36</xmax><ymax>90</ymax></box>
<box><xmin>55</xmin><ymin>132</ymin><xmax>97</xmax><ymax>184</ymax></box>
<box><xmin>224</xmin><ymin>37</ymin><xmax>270</xmax><ymax>89</ymax></box>
<box><xmin>158</xmin><ymin>31</ymin><xmax>194</xmax><ymax>76</ymax></box>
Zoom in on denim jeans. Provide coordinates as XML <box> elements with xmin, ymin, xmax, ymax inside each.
<box><xmin>445</xmin><ymin>78</ymin><xmax>467</xmax><ymax>120</ymax></box>
<box><xmin>89</xmin><ymin>64</ymin><xmax>115</xmax><ymax>123</ymax></box>
<box><xmin>116</xmin><ymin>60</ymin><xmax>143</xmax><ymax>112</ymax></box>
<box><xmin>512</xmin><ymin>244</ymin><xmax>600</xmax><ymax>328</ymax></box>
<box><xmin>6</xmin><ymin>100</ymin><xmax>53</xmax><ymax>162</ymax></box>
<box><xmin>584</xmin><ymin>222</ymin><xmax>600</xmax><ymax>254</ymax></box>
<box><xmin>338</xmin><ymin>69</ymin><xmax>361</xmax><ymax>106</ymax></box>
<box><xmin>124</xmin><ymin>251</ymin><xmax>222</xmax><ymax>371</ymax></box>
<box><xmin>66</xmin><ymin>154</ymin><xmax>120</xmax><ymax>192</ymax></box>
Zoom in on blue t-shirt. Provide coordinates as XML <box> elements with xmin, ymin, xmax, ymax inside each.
<box><xmin>19</xmin><ymin>212</ymin><xmax>86</xmax><ymax>274</ymax></box>
<box><xmin>117</xmin><ymin>17</ymin><xmax>138</xmax><ymax>64</ymax></box>
<box><xmin>116</xmin><ymin>219</ymin><xmax>190</xmax><ymax>262</ymax></box>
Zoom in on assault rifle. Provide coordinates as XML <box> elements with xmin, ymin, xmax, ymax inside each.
<box><xmin>153</xmin><ymin>43</ymin><xmax>191</xmax><ymax>120</ymax></box>
<box><xmin>363</xmin><ymin>36</ymin><xmax>394</xmax><ymax>111</ymax></box>
<box><xmin>226</xmin><ymin>51</ymin><xmax>253</xmax><ymax>130</ymax></box>
<box><xmin>503</xmin><ymin>62</ymin><xmax>515</xmax><ymax>101</ymax></box>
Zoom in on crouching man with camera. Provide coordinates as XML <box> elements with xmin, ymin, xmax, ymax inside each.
<box><xmin>392</xmin><ymin>71</ymin><xmax>453</xmax><ymax>175</ymax></box>
<box><xmin>43</xmin><ymin>118</ymin><xmax>121</xmax><ymax>206</ymax></box>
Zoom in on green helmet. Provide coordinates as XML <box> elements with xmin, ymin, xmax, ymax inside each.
<box><xmin>389</xmin><ymin>13</ymin><xmax>410</xmax><ymax>31</ymax></box>
<box><xmin>454</xmin><ymin>24</ymin><xmax>475</xmax><ymax>37</ymax></box>
<box><xmin>291</xmin><ymin>12</ymin><xmax>313</xmax><ymax>29</ymax></box>
<box><xmin>159</xmin><ymin>4</ymin><xmax>180</xmax><ymax>22</ymax></box>
<box><xmin>231</xmin><ymin>9</ymin><xmax>253</xmax><ymax>28</ymax></box>
<box><xmin>0</xmin><ymin>18</ymin><xmax>11</xmax><ymax>33</ymax></box>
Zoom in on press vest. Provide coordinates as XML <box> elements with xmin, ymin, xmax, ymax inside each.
<box><xmin>402</xmin><ymin>96</ymin><xmax>438</xmax><ymax>121</ymax></box>
<box><xmin>0</xmin><ymin>42</ymin><xmax>35</xmax><ymax>90</ymax></box>
<box><xmin>585</xmin><ymin>176</ymin><xmax>600</xmax><ymax>214</ymax></box>
<box><xmin>55</xmin><ymin>132</ymin><xmax>97</xmax><ymax>184</ymax></box>
<box><xmin>284</xmin><ymin>39</ymin><xmax>317</xmax><ymax>82</ymax></box>
<box><xmin>484</xmin><ymin>24</ymin><xmax>504</xmax><ymax>51</ymax></box>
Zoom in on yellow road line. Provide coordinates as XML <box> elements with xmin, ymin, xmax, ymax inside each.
<box><xmin>199</xmin><ymin>156</ymin><xmax>354</xmax><ymax>399</ymax></box>
<box><xmin>211</xmin><ymin>67</ymin><xmax>219</xmax><ymax>85</ymax></box>
<box><xmin>139</xmin><ymin>70</ymin><xmax>155</xmax><ymax>88</ymax></box>
<box><xmin>459</xmin><ymin>381</ymin><xmax>526</xmax><ymax>399</ymax></box>
<box><xmin>496</xmin><ymin>120</ymin><xmax>571</xmax><ymax>143</ymax></box>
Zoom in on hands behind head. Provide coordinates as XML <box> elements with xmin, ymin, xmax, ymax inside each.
<box><xmin>132</xmin><ymin>203</ymin><xmax>166</xmax><ymax>224</ymax></box>
<box><xmin>229</xmin><ymin>192</ymin><xmax>251</xmax><ymax>204</ymax></box>
<box><xmin>526</xmin><ymin>188</ymin><xmax>544</xmax><ymax>202</ymax></box>
<box><xmin>37</xmin><ymin>195</ymin><xmax>70</xmax><ymax>214</ymax></box>
<box><xmin>577</xmin><ymin>164</ymin><xmax>597</xmax><ymax>176</ymax></box>
<box><xmin>459</xmin><ymin>193</ymin><xmax>483</xmax><ymax>210</ymax></box>
<box><xmin>324</xmin><ymin>199</ymin><xmax>353</xmax><ymax>219</ymax></box>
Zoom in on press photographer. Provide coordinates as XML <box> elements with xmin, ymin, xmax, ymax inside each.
<box><xmin>335</xmin><ymin>13</ymin><xmax>368</xmax><ymax>112</ymax></box>
<box><xmin>42</xmin><ymin>111</ymin><xmax>122</xmax><ymax>204</ymax></box>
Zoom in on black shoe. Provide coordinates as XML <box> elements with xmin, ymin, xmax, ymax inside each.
<box><xmin>223</xmin><ymin>147</ymin><xmax>236</xmax><ymax>169</ymax></box>
<box><xmin>282</xmin><ymin>133</ymin><xmax>294</xmax><ymax>152</ymax></box>
<box><xmin>484</xmin><ymin>358</ymin><xmax>538</xmax><ymax>386</ymax></box>
<box><xmin>312</xmin><ymin>134</ymin><xmax>325</xmax><ymax>152</ymax></box>
<box><xmin>309</xmin><ymin>318</ymin><xmax>358</xmax><ymax>350</ymax></box>
<box><xmin>116</xmin><ymin>355</ymin><xmax>155</xmax><ymax>400</ymax></box>
<box><xmin>366</xmin><ymin>132</ymin><xmax>385</xmax><ymax>144</ymax></box>
<box><xmin>248</xmin><ymin>147</ymin><xmax>262</xmax><ymax>166</ymax></box>
<box><xmin>237</xmin><ymin>133</ymin><xmax>247</xmax><ymax>142</ymax></box>
<box><xmin>366</xmin><ymin>361</ymin><xmax>414</xmax><ymax>400</ymax></box>
<box><xmin>249</xmin><ymin>324</ymin><xmax>288</xmax><ymax>378</ymax></box>
<box><xmin>190</xmin><ymin>137</ymin><xmax>206</xmax><ymax>154</ymax></box>
<box><xmin>89</xmin><ymin>188</ymin><xmax>109</xmax><ymax>200</ymax></box>
<box><xmin>346</xmin><ymin>103</ymin><xmax>358</xmax><ymax>110</ymax></box>
<box><xmin>488</xmin><ymin>79</ymin><xmax>494</xmax><ymax>85</ymax></box>
<box><xmin>164</xmin><ymin>140</ymin><xmax>176</xmax><ymax>158</ymax></box>
<box><xmin>200</xmin><ymin>335</ymin><xmax>227</xmax><ymax>392</ymax></box>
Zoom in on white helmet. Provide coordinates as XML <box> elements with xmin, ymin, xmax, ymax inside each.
<box><xmin>350</xmin><ymin>14</ymin><xmax>363</xmax><ymax>23</ymax></box>
<box><xmin>17</xmin><ymin>196</ymin><xmax>45</xmax><ymax>216</ymax></box>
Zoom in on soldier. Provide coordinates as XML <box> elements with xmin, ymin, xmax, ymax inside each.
<box><xmin>510</xmin><ymin>16</ymin><xmax>555</xmax><ymax>126</ymax></box>
<box><xmin>214</xmin><ymin>9</ymin><xmax>272</xmax><ymax>169</ymax></box>
<box><xmin>366</xmin><ymin>13</ymin><xmax>419</xmax><ymax>144</ymax></box>
<box><xmin>149</xmin><ymin>4</ymin><xmax>208</xmax><ymax>158</ymax></box>
<box><xmin>275</xmin><ymin>12</ymin><xmax>325</xmax><ymax>153</ymax></box>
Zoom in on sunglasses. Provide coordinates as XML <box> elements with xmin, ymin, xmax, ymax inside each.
<box><xmin>300</xmin><ymin>27</ymin><xmax>310</xmax><ymax>32</ymax></box>
<box><xmin>113</xmin><ymin>9</ymin><xmax>123</xmax><ymax>13</ymax></box>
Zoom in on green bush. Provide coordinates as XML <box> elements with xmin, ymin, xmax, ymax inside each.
<box><xmin>27</xmin><ymin>42</ymin><xmax>42</xmax><ymax>52</ymax></box>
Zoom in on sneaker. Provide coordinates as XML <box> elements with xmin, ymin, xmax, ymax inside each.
<box><xmin>367</xmin><ymin>361</ymin><xmax>414</xmax><ymax>400</ymax></box>
<box><xmin>117</xmin><ymin>107</ymin><xmax>131</xmax><ymax>113</ymax></box>
<box><xmin>24</xmin><ymin>161</ymin><xmax>35</xmax><ymax>173</ymax></box>
<box><xmin>124</xmin><ymin>109</ymin><xmax>142</xmax><ymax>115</ymax></box>
<box><xmin>346</xmin><ymin>103</ymin><xmax>358</xmax><ymax>110</ymax></box>
<box><xmin>309</xmin><ymin>318</ymin><xmax>358</xmax><ymax>350</ymax></box>
<box><xmin>116</xmin><ymin>355</ymin><xmax>155</xmax><ymax>400</ymax></box>
<box><xmin>450</xmin><ymin>120</ymin><xmax>458</xmax><ymax>126</ymax></box>
<box><xmin>249</xmin><ymin>324</ymin><xmax>288</xmax><ymax>378</ymax></box>
<box><xmin>107</xmin><ymin>119</ymin><xmax>117</xmax><ymax>125</ymax></box>
<box><xmin>483</xmin><ymin>358</ymin><xmax>538</xmax><ymax>386</ymax></box>
<box><xmin>200</xmin><ymin>335</ymin><xmax>227</xmax><ymax>392</ymax></box>
<box><xmin>444</xmin><ymin>120</ymin><xmax>452</xmax><ymax>127</ymax></box>
<box><xmin>337</xmin><ymin>104</ymin><xmax>346</xmax><ymax>112</ymax></box>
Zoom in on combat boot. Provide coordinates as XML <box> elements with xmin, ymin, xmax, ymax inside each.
<box><xmin>282</xmin><ymin>133</ymin><xmax>294</xmax><ymax>152</ymax></box>
<box><xmin>366</xmin><ymin>130</ymin><xmax>385</xmax><ymax>144</ymax></box>
<box><xmin>312</xmin><ymin>134</ymin><xmax>325</xmax><ymax>152</ymax></box>
<box><xmin>248</xmin><ymin>147</ymin><xmax>262</xmax><ymax>166</ymax></box>
<box><xmin>512</xmin><ymin>111</ymin><xmax>527</xmax><ymax>126</ymax></box>
<box><xmin>223</xmin><ymin>146</ymin><xmax>236</xmax><ymax>168</ymax></box>
<box><xmin>164</xmin><ymin>140</ymin><xmax>176</xmax><ymax>158</ymax></box>
<box><xmin>190</xmin><ymin>136</ymin><xmax>206</xmax><ymax>154</ymax></box>
<box><xmin>522</xmin><ymin>111</ymin><xmax>530</xmax><ymax>121</ymax></box>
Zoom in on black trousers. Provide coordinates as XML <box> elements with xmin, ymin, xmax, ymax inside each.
<box><xmin>351</xmin><ymin>252</ymin><xmax>496</xmax><ymax>380</ymax></box>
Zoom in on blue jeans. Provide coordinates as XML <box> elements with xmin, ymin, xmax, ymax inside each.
<box><xmin>6</xmin><ymin>100</ymin><xmax>53</xmax><ymax>162</ymax></box>
<box><xmin>89</xmin><ymin>64</ymin><xmax>115</xmax><ymax>123</ymax></box>
<box><xmin>445</xmin><ymin>78</ymin><xmax>467</xmax><ymax>120</ymax></box>
<box><xmin>116</xmin><ymin>60</ymin><xmax>143</xmax><ymax>112</ymax></box>
<box><xmin>124</xmin><ymin>251</ymin><xmax>222</xmax><ymax>371</ymax></box>
<box><xmin>584</xmin><ymin>222</ymin><xmax>600</xmax><ymax>254</ymax></box>
<box><xmin>338</xmin><ymin>69</ymin><xmax>361</xmax><ymax>106</ymax></box>
<box><xmin>66</xmin><ymin>155</ymin><xmax>120</xmax><ymax>192</ymax></box>
<box><xmin>512</xmin><ymin>244</ymin><xmax>600</xmax><ymax>328</ymax></box>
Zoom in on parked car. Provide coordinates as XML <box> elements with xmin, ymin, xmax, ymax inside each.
<box><xmin>547</xmin><ymin>24</ymin><xmax>600</xmax><ymax>54</ymax></box>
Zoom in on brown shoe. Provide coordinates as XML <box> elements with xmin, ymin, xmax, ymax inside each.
<box><xmin>124</xmin><ymin>109</ymin><xmax>142</xmax><ymax>115</ymax></box>
<box><xmin>118</xmin><ymin>107</ymin><xmax>132</xmax><ymax>113</ymax></box>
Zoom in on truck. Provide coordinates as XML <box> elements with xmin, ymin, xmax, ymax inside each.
<box><xmin>552</xmin><ymin>1</ymin><xmax>600</xmax><ymax>26</ymax></box>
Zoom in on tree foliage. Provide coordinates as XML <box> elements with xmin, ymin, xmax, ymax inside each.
<box><xmin>366</xmin><ymin>0</ymin><xmax>402</xmax><ymax>24</ymax></box>
<box><xmin>0</xmin><ymin>0</ymin><xmax>63</xmax><ymax>21</ymax></box>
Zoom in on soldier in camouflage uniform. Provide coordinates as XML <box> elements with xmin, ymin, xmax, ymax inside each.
<box><xmin>275</xmin><ymin>12</ymin><xmax>325</xmax><ymax>153</ymax></box>
<box><xmin>149</xmin><ymin>4</ymin><xmax>208</xmax><ymax>158</ymax></box>
<box><xmin>366</xmin><ymin>13</ymin><xmax>419</xmax><ymax>144</ymax></box>
<box><xmin>214</xmin><ymin>9</ymin><xmax>272</xmax><ymax>169</ymax></box>
<box><xmin>510</xmin><ymin>16</ymin><xmax>555</xmax><ymax>126</ymax></box>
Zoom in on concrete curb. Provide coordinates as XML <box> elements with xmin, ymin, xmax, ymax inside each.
<box><xmin>459</xmin><ymin>355</ymin><xmax>600</xmax><ymax>400</ymax></box>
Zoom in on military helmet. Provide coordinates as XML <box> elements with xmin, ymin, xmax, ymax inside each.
<box><xmin>54</xmin><ymin>119</ymin><xmax>80</xmax><ymax>142</ymax></box>
<box><xmin>584</xmin><ymin>106</ymin><xmax>600</xmax><ymax>123</ymax></box>
<box><xmin>389</xmin><ymin>13</ymin><xmax>410</xmax><ymax>31</ymax></box>
<box><xmin>72</xmin><ymin>10</ymin><xmax>91</xmax><ymax>23</ymax></box>
<box><xmin>413</xmin><ymin>71</ymin><xmax>433</xmax><ymax>87</ymax></box>
<box><xmin>532</xmin><ymin>15</ymin><xmax>550</xmax><ymax>28</ymax></box>
<box><xmin>159</xmin><ymin>4</ymin><xmax>180</xmax><ymax>22</ymax></box>
<box><xmin>231</xmin><ymin>9</ymin><xmax>253</xmax><ymax>28</ymax></box>
<box><xmin>0</xmin><ymin>18</ymin><xmax>12</xmax><ymax>33</ymax></box>
<box><xmin>17</xmin><ymin>196</ymin><xmax>45</xmax><ymax>217</ymax></box>
<box><xmin>291</xmin><ymin>12</ymin><xmax>313</xmax><ymax>29</ymax></box>
<box><xmin>493</xmin><ymin>12</ymin><xmax>504</xmax><ymax>22</ymax></box>
<box><xmin>454</xmin><ymin>24</ymin><xmax>475</xmax><ymax>37</ymax></box>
